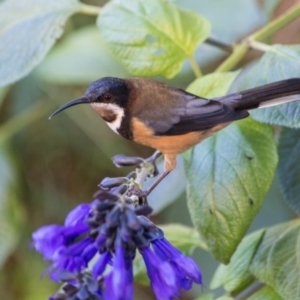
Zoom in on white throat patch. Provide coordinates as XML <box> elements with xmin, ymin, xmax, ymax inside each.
<box><xmin>91</xmin><ymin>103</ymin><xmax>124</xmax><ymax>134</ymax></box>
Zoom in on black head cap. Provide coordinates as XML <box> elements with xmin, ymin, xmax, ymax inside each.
<box><xmin>86</xmin><ymin>77</ymin><xmax>129</xmax><ymax>107</ymax></box>
<box><xmin>49</xmin><ymin>77</ymin><xmax>130</xmax><ymax>119</ymax></box>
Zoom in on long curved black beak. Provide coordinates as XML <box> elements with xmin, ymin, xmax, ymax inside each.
<box><xmin>49</xmin><ymin>96</ymin><xmax>90</xmax><ymax>119</ymax></box>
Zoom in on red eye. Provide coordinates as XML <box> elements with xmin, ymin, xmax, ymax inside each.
<box><xmin>103</xmin><ymin>93</ymin><xmax>112</xmax><ymax>103</ymax></box>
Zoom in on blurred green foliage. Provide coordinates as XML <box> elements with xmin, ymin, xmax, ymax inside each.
<box><xmin>0</xmin><ymin>0</ymin><xmax>300</xmax><ymax>300</ymax></box>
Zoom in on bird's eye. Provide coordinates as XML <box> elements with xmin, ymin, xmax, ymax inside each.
<box><xmin>103</xmin><ymin>93</ymin><xmax>112</xmax><ymax>103</ymax></box>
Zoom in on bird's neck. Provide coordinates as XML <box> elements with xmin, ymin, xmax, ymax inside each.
<box><xmin>91</xmin><ymin>102</ymin><xmax>132</xmax><ymax>139</ymax></box>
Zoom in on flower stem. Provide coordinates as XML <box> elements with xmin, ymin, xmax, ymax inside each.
<box><xmin>135</xmin><ymin>167</ymin><xmax>151</xmax><ymax>188</ymax></box>
<box><xmin>79</xmin><ymin>4</ymin><xmax>101</xmax><ymax>16</ymax></box>
<box><xmin>189</xmin><ymin>57</ymin><xmax>203</xmax><ymax>78</ymax></box>
<box><xmin>214</xmin><ymin>2</ymin><xmax>300</xmax><ymax>73</ymax></box>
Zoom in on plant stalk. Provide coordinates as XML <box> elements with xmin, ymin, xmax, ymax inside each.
<box><xmin>215</xmin><ymin>2</ymin><xmax>300</xmax><ymax>73</ymax></box>
<box><xmin>189</xmin><ymin>57</ymin><xmax>203</xmax><ymax>78</ymax></box>
<box><xmin>79</xmin><ymin>4</ymin><xmax>101</xmax><ymax>15</ymax></box>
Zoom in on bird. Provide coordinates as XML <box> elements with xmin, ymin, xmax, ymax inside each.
<box><xmin>49</xmin><ymin>77</ymin><xmax>300</xmax><ymax>196</ymax></box>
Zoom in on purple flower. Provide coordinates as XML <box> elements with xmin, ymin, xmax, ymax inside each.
<box><xmin>104</xmin><ymin>246</ymin><xmax>133</xmax><ymax>300</ymax></box>
<box><xmin>152</xmin><ymin>238</ymin><xmax>202</xmax><ymax>290</ymax></box>
<box><xmin>33</xmin><ymin>193</ymin><xmax>202</xmax><ymax>300</ymax></box>
<box><xmin>32</xmin><ymin>204</ymin><xmax>91</xmax><ymax>277</ymax></box>
<box><xmin>141</xmin><ymin>247</ymin><xmax>178</xmax><ymax>300</ymax></box>
<box><xmin>64</xmin><ymin>204</ymin><xmax>91</xmax><ymax>227</ymax></box>
<box><xmin>92</xmin><ymin>252</ymin><xmax>112</xmax><ymax>279</ymax></box>
<box><xmin>32</xmin><ymin>225</ymin><xmax>65</xmax><ymax>260</ymax></box>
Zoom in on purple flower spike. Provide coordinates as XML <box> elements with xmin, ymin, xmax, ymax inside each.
<box><xmin>104</xmin><ymin>246</ymin><xmax>134</xmax><ymax>300</ymax></box>
<box><xmin>64</xmin><ymin>203</ymin><xmax>91</xmax><ymax>227</ymax></box>
<box><xmin>141</xmin><ymin>247</ymin><xmax>178</xmax><ymax>300</ymax></box>
<box><xmin>33</xmin><ymin>190</ymin><xmax>203</xmax><ymax>300</ymax></box>
<box><xmin>32</xmin><ymin>225</ymin><xmax>65</xmax><ymax>260</ymax></box>
<box><xmin>50</xmin><ymin>238</ymin><xmax>95</xmax><ymax>275</ymax></box>
<box><xmin>92</xmin><ymin>252</ymin><xmax>112</xmax><ymax>279</ymax></box>
<box><xmin>152</xmin><ymin>238</ymin><xmax>202</xmax><ymax>289</ymax></box>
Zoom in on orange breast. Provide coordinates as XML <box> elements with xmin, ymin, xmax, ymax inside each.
<box><xmin>131</xmin><ymin>117</ymin><xmax>227</xmax><ymax>155</ymax></box>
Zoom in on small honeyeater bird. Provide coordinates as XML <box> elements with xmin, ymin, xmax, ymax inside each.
<box><xmin>50</xmin><ymin>77</ymin><xmax>300</xmax><ymax>195</ymax></box>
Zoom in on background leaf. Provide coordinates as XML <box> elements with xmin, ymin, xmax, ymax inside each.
<box><xmin>173</xmin><ymin>0</ymin><xmax>268</xmax><ymax>75</ymax></box>
<box><xmin>210</xmin><ymin>229</ymin><xmax>265</xmax><ymax>292</ymax></box>
<box><xmin>250</xmin><ymin>220</ymin><xmax>300</xmax><ymax>300</ymax></box>
<box><xmin>97</xmin><ymin>0</ymin><xmax>210</xmax><ymax>78</ymax></box>
<box><xmin>36</xmin><ymin>26</ymin><xmax>130</xmax><ymax>84</ymax></box>
<box><xmin>247</xmin><ymin>285</ymin><xmax>283</xmax><ymax>300</ymax></box>
<box><xmin>0</xmin><ymin>0</ymin><xmax>82</xmax><ymax>87</ymax></box>
<box><xmin>238</xmin><ymin>45</ymin><xmax>300</xmax><ymax>128</ymax></box>
<box><xmin>278</xmin><ymin>128</ymin><xmax>300</xmax><ymax>215</ymax></box>
<box><xmin>184</xmin><ymin>73</ymin><xmax>277</xmax><ymax>263</ymax></box>
<box><xmin>194</xmin><ymin>294</ymin><xmax>214</xmax><ymax>300</ymax></box>
<box><xmin>0</xmin><ymin>144</ymin><xmax>24</xmax><ymax>268</ymax></box>
<box><xmin>158</xmin><ymin>223</ymin><xmax>207</xmax><ymax>253</ymax></box>
<box><xmin>0</xmin><ymin>86</ymin><xmax>9</xmax><ymax>108</ymax></box>
<box><xmin>185</xmin><ymin>118</ymin><xmax>277</xmax><ymax>263</ymax></box>
<box><xmin>187</xmin><ymin>72</ymin><xmax>239</xmax><ymax>98</ymax></box>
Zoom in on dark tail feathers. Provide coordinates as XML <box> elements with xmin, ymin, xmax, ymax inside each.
<box><xmin>217</xmin><ymin>78</ymin><xmax>300</xmax><ymax>110</ymax></box>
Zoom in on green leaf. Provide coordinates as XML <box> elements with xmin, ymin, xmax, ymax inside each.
<box><xmin>211</xmin><ymin>229</ymin><xmax>265</xmax><ymax>292</ymax></box>
<box><xmin>0</xmin><ymin>86</ymin><xmax>9</xmax><ymax>108</ymax></box>
<box><xmin>134</xmin><ymin>223</ymin><xmax>205</xmax><ymax>285</ymax></box>
<box><xmin>250</xmin><ymin>219</ymin><xmax>300</xmax><ymax>300</ymax></box>
<box><xmin>278</xmin><ymin>128</ymin><xmax>300</xmax><ymax>215</ymax></box>
<box><xmin>98</xmin><ymin>0</ymin><xmax>211</xmax><ymax>78</ymax></box>
<box><xmin>159</xmin><ymin>223</ymin><xmax>207</xmax><ymax>254</ymax></box>
<box><xmin>187</xmin><ymin>71</ymin><xmax>240</xmax><ymax>99</ymax></box>
<box><xmin>185</xmin><ymin>118</ymin><xmax>277</xmax><ymax>263</ymax></box>
<box><xmin>0</xmin><ymin>0</ymin><xmax>82</xmax><ymax>87</ymax></box>
<box><xmin>215</xmin><ymin>296</ymin><xmax>234</xmax><ymax>300</ymax></box>
<box><xmin>247</xmin><ymin>285</ymin><xmax>283</xmax><ymax>300</ymax></box>
<box><xmin>194</xmin><ymin>294</ymin><xmax>214</xmax><ymax>300</ymax></box>
<box><xmin>36</xmin><ymin>26</ymin><xmax>130</xmax><ymax>84</ymax></box>
<box><xmin>0</xmin><ymin>144</ymin><xmax>24</xmax><ymax>267</ymax></box>
<box><xmin>238</xmin><ymin>45</ymin><xmax>300</xmax><ymax>128</ymax></box>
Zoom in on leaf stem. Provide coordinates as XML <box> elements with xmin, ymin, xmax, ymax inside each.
<box><xmin>79</xmin><ymin>4</ymin><xmax>101</xmax><ymax>16</ymax></box>
<box><xmin>189</xmin><ymin>57</ymin><xmax>203</xmax><ymax>78</ymax></box>
<box><xmin>248</xmin><ymin>40</ymin><xmax>274</xmax><ymax>52</ymax></box>
<box><xmin>214</xmin><ymin>2</ymin><xmax>300</xmax><ymax>73</ymax></box>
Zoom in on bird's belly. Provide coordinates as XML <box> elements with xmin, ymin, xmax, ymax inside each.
<box><xmin>132</xmin><ymin>117</ymin><xmax>227</xmax><ymax>155</ymax></box>
<box><xmin>145</xmin><ymin>132</ymin><xmax>205</xmax><ymax>154</ymax></box>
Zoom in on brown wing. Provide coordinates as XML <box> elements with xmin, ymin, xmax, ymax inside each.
<box><xmin>127</xmin><ymin>79</ymin><xmax>249</xmax><ymax>136</ymax></box>
<box><xmin>158</xmin><ymin>94</ymin><xmax>249</xmax><ymax>135</ymax></box>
